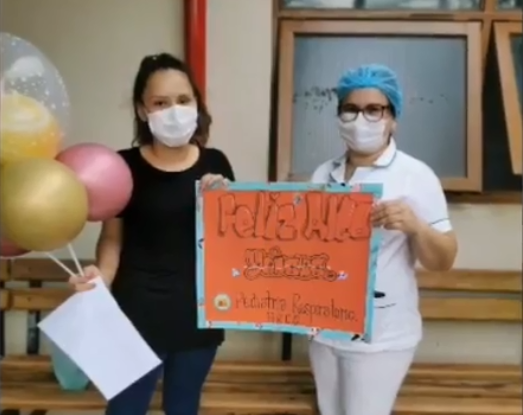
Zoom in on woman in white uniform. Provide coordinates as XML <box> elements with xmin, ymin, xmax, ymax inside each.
<box><xmin>309</xmin><ymin>64</ymin><xmax>458</xmax><ymax>415</ymax></box>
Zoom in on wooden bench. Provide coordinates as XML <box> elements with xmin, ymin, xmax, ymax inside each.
<box><xmin>0</xmin><ymin>258</ymin><xmax>521</xmax><ymax>414</ymax></box>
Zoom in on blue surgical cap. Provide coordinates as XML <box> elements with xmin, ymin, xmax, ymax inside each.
<box><xmin>336</xmin><ymin>64</ymin><xmax>403</xmax><ymax>118</ymax></box>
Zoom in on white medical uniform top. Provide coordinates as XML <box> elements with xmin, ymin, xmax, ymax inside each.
<box><xmin>311</xmin><ymin>140</ymin><xmax>452</xmax><ymax>352</ymax></box>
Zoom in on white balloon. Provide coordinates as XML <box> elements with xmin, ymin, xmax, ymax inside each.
<box><xmin>5</xmin><ymin>56</ymin><xmax>46</xmax><ymax>79</ymax></box>
<box><xmin>0</xmin><ymin>32</ymin><xmax>71</xmax><ymax>137</ymax></box>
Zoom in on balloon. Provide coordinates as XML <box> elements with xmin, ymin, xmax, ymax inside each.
<box><xmin>1</xmin><ymin>92</ymin><xmax>62</xmax><ymax>164</ymax></box>
<box><xmin>0</xmin><ymin>33</ymin><xmax>70</xmax><ymax>164</ymax></box>
<box><xmin>57</xmin><ymin>143</ymin><xmax>133</xmax><ymax>222</ymax></box>
<box><xmin>0</xmin><ymin>159</ymin><xmax>88</xmax><ymax>252</ymax></box>
<box><xmin>0</xmin><ymin>236</ymin><xmax>29</xmax><ymax>258</ymax></box>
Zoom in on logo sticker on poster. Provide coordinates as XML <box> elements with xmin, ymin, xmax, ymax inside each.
<box><xmin>195</xmin><ymin>182</ymin><xmax>382</xmax><ymax>341</ymax></box>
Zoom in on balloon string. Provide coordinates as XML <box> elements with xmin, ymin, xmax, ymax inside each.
<box><xmin>45</xmin><ymin>252</ymin><xmax>76</xmax><ymax>279</ymax></box>
<box><xmin>67</xmin><ymin>243</ymin><xmax>84</xmax><ymax>277</ymax></box>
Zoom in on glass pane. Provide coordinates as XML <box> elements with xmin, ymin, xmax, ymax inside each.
<box><xmin>511</xmin><ymin>34</ymin><xmax>523</xmax><ymax>108</ymax></box>
<box><xmin>283</xmin><ymin>0</ymin><xmax>481</xmax><ymax>10</ymax></box>
<box><xmin>496</xmin><ymin>0</ymin><xmax>523</xmax><ymax>9</ymax></box>
<box><xmin>291</xmin><ymin>35</ymin><xmax>467</xmax><ymax>178</ymax></box>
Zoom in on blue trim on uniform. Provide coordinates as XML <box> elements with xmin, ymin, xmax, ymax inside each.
<box><xmin>429</xmin><ymin>218</ymin><xmax>449</xmax><ymax>226</ymax></box>
<box><xmin>329</xmin><ymin>140</ymin><xmax>398</xmax><ymax>184</ymax></box>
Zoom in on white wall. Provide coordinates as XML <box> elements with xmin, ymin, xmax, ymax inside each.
<box><xmin>0</xmin><ymin>0</ymin><xmax>185</xmax><ymax>261</ymax></box>
<box><xmin>0</xmin><ymin>0</ymin><xmax>521</xmax><ymax>412</ymax></box>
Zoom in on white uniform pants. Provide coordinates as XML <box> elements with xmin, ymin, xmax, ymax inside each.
<box><xmin>309</xmin><ymin>341</ymin><xmax>416</xmax><ymax>415</ymax></box>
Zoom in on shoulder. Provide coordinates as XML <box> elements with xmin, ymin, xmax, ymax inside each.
<box><xmin>201</xmin><ymin>147</ymin><xmax>231</xmax><ymax>167</ymax></box>
<box><xmin>201</xmin><ymin>147</ymin><xmax>235</xmax><ymax>179</ymax></box>
<box><xmin>395</xmin><ymin>152</ymin><xmax>450</xmax><ymax>229</ymax></box>
<box><xmin>394</xmin><ymin>151</ymin><xmax>442</xmax><ymax>196</ymax></box>
<box><xmin>202</xmin><ymin>146</ymin><xmax>228</xmax><ymax>159</ymax></box>
<box><xmin>117</xmin><ymin>147</ymin><xmax>140</xmax><ymax>167</ymax></box>
<box><xmin>311</xmin><ymin>156</ymin><xmax>343</xmax><ymax>183</ymax></box>
<box><xmin>395</xmin><ymin>151</ymin><xmax>439</xmax><ymax>182</ymax></box>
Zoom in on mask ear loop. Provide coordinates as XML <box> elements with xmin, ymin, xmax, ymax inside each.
<box><xmin>385</xmin><ymin>102</ymin><xmax>397</xmax><ymax>145</ymax></box>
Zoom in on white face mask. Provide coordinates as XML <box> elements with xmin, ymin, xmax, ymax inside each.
<box><xmin>338</xmin><ymin>114</ymin><xmax>387</xmax><ymax>154</ymax></box>
<box><xmin>147</xmin><ymin>105</ymin><xmax>198</xmax><ymax>147</ymax></box>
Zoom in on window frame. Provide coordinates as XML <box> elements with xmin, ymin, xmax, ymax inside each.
<box><xmin>276</xmin><ymin>0</ymin><xmax>523</xmax><ymax>19</ymax></box>
<box><xmin>493</xmin><ymin>22</ymin><xmax>522</xmax><ymax>175</ymax></box>
<box><xmin>276</xmin><ymin>20</ymin><xmax>483</xmax><ymax>191</ymax></box>
<box><xmin>281</xmin><ymin>0</ymin><xmax>483</xmax><ymax>12</ymax></box>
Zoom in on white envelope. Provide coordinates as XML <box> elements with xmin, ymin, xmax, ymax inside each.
<box><xmin>38</xmin><ymin>277</ymin><xmax>162</xmax><ymax>400</ymax></box>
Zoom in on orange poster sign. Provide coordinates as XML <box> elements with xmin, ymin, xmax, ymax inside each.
<box><xmin>196</xmin><ymin>182</ymin><xmax>382</xmax><ymax>340</ymax></box>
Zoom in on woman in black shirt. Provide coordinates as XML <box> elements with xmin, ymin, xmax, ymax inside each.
<box><xmin>69</xmin><ymin>53</ymin><xmax>235</xmax><ymax>415</ymax></box>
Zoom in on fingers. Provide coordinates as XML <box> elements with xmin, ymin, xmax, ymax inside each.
<box><xmin>371</xmin><ymin>200</ymin><xmax>418</xmax><ymax>233</ymax></box>
<box><xmin>370</xmin><ymin>206</ymin><xmax>386</xmax><ymax>225</ymax></box>
<box><xmin>82</xmin><ymin>265</ymin><xmax>100</xmax><ymax>279</ymax></box>
<box><xmin>371</xmin><ymin>203</ymin><xmax>393</xmax><ymax>225</ymax></box>
<box><xmin>68</xmin><ymin>276</ymin><xmax>96</xmax><ymax>292</ymax></box>
<box><xmin>68</xmin><ymin>265</ymin><xmax>99</xmax><ymax>292</ymax></box>
<box><xmin>373</xmin><ymin>213</ymin><xmax>403</xmax><ymax>228</ymax></box>
<box><xmin>201</xmin><ymin>175</ymin><xmax>229</xmax><ymax>190</ymax></box>
<box><xmin>75</xmin><ymin>282</ymin><xmax>96</xmax><ymax>292</ymax></box>
<box><xmin>371</xmin><ymin>201</ymin><xmax>405</xmax><ymax>228</ymax></box>
<box><xmin>382</xmin><ymin>220</ymin><xmax>403</xmax><ymax>230</ymax></box>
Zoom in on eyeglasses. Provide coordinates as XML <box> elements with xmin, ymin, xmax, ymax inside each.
<box><xmin>339</xmin><ymin>104</ymin><xmax>391</xmax><ymax>123</ymax></box>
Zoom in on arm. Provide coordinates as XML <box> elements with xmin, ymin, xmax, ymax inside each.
<box><xmin>411</xmin><ymin>222</ymin><xmax>457</xmax><ymax>272</ymax></box>
<box><xmin>408</xmin><ymin>166</ymin><xmax>458</xmax><ymax>272</ymax></box>
<box><xmin>95</xmin><ymin>218</ymin><xmax>123</xmax><ymax>285</ymax></box>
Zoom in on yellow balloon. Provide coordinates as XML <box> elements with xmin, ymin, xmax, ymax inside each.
<box><xmin>0</xmin><ymin>93</ymin><xmax>62</xmax><ymax>165</ymax></box>
<box><xmin>0</xmin><ymin>159</ymin><xmax>88</xmax><ymax>252</ymax></box>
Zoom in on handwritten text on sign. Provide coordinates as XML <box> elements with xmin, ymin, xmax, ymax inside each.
<box><xmin>196</xmin><ymin>184</ymin><xmax>381</xmax><ymax>337</ymax></box>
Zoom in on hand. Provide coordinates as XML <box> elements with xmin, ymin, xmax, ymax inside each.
<box><xmin>200</xmin><ymin>173</ymin><xmax>229</xmax><ymax>190</ymax></box>
<box><xmin>371</xmin><ymin>200</ymin><xmax>421</xmax><ymax>235</ymax></box>
<box><xmin>68</xmin><ymin>265</ymin><xmax>101</xmax><ymax>293</ymax></box>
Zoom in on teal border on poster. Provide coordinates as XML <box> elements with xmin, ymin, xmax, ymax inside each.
<box><xmin>195</xmin><ymin>181</ymin><xmax>383</xmax><ymax>342</ymax></box>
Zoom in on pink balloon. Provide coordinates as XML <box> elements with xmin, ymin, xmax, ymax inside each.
<box><xmin>56</xmin><ymin>143</ymin><xmax>133</xmax><ymax>222</ymax></box>
<box><xmin>0</xmin><ymin>236</ymin><xmax>29</xmax><ymax>258</ymax></box>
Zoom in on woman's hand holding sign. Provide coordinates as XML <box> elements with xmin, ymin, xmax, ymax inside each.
<box><xmin>200</xmin><ymin>174</ymin><xmax>229</xmax><ymax>189</ymax></box>
<box><xmin>372</xmin><ymin>199</ymin><xmax>457</xmax><ymax>272</ymax></box>
<box><xmin>371</xmin><ymin>200</ymin><xmax>420</xmax><ymax>235</ymax></box>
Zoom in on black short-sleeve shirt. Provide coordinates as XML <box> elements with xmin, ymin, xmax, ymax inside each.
<box><xmin>111</xmin><ymin>146</ymin><xmax>235</xmax><ymax>353</ymax></box>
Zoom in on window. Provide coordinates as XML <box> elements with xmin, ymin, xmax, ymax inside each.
<box><xmin>272</xmin><ymin>0</ymin><xmax>522</xmax><ymax>201</ymax></box>
<box><xmin>494</xmin><ymin>22</ymin><xmax>522</xmax><ymax>175</ymax></box>
<box><xmin>496</xmin><ymin>0</ymin><xmax>523</xmax><ymax>9</ymax></box>
<box><xmin>273</xmin><ymin>0</ymin><xmax>522</xmax><ymax>201</ymax></box>
<box><xmin>281</xmin><ymin>0</ymin><xmax>523</xmax><ymax>8</ymax></box>
<box><xmin>282</xmin><ymin>0</ymin><xmax>482</xmax><ymax>9</ymax></box>
<box><xmin>275</xmin><ymin>20</ymin><xmax>482</xmax><ymax>191</ymax></box>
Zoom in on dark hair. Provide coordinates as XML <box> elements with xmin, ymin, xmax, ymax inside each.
<box><xmin>131</xmin><ymin>53</ymin><xmax>211</xmax><ymax>146</ymax></box>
